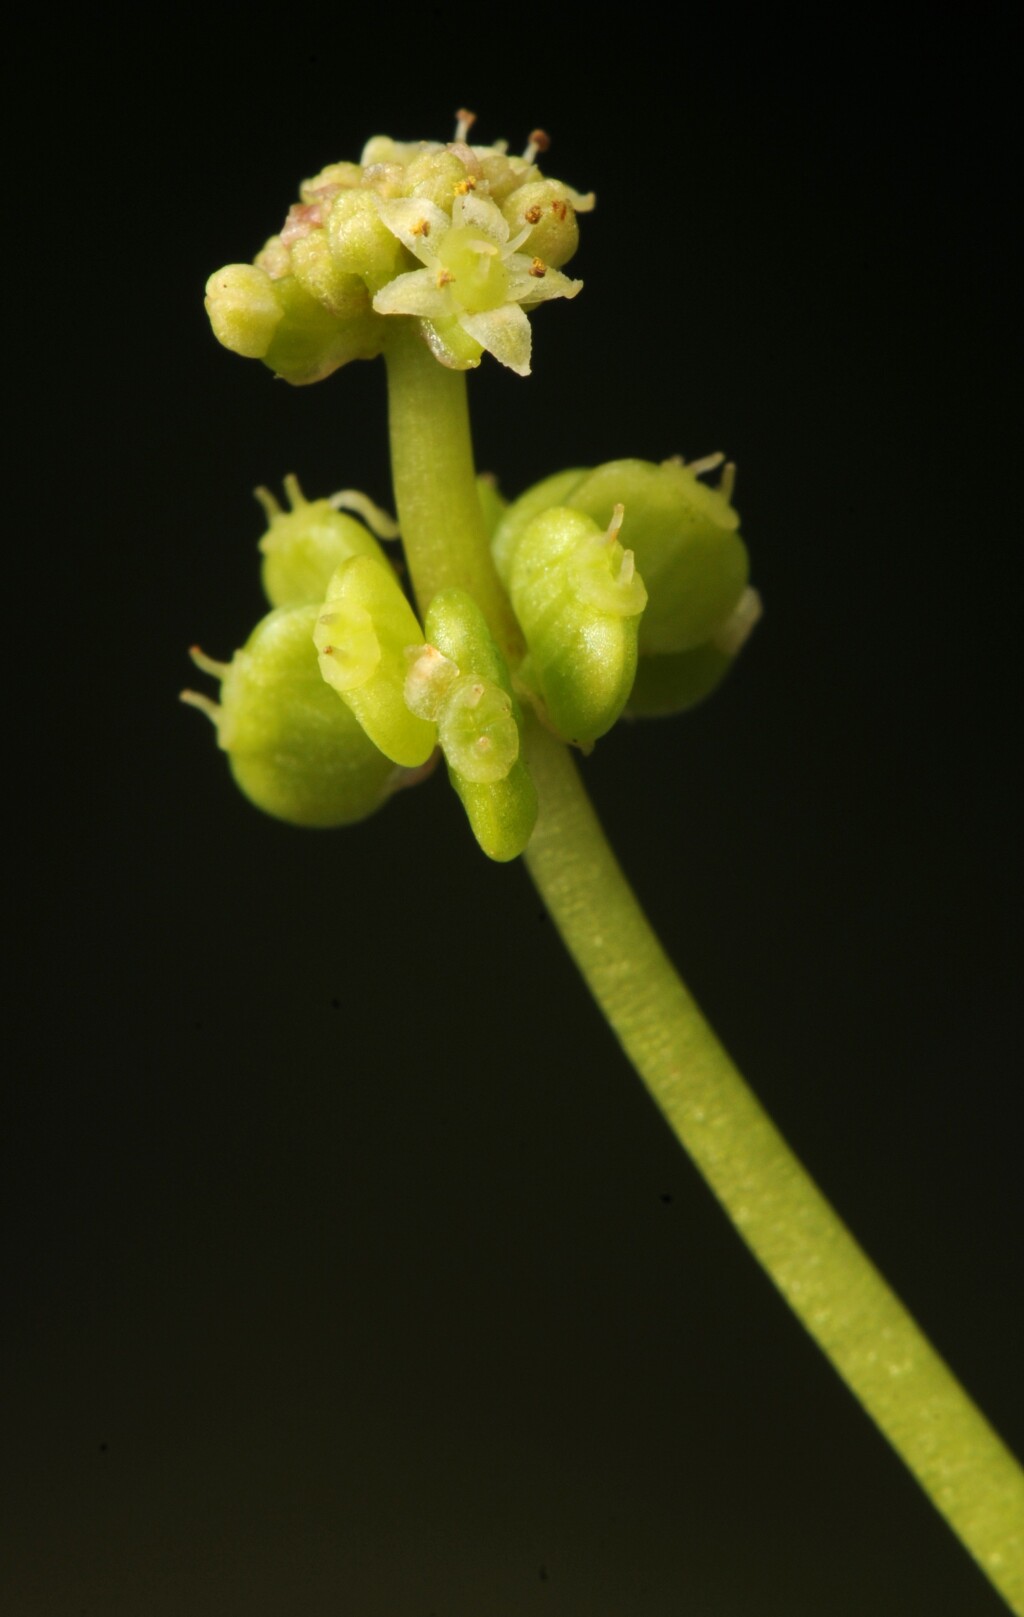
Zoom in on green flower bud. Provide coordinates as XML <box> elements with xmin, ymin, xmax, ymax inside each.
<box><xmin>299</xmin><ymin>161</ymin><xmax>362</xmax><ymax>203</ymax></box>
<box><xmin>180</xmin><ymin>605</ymin><xmax>400</xmax><ymax>829</ymax></box>
<box><xmin>404</xmin><ymin>148</ymin><xmax>478</xmax><ymax>210</ymax></box>
<box><xmin>565</xmin><ymin>456</ymin><xmax>749</xmax><ymax>655</ymax></box>
<box><xmin>288</xmin><ymin>230</ymin><xmax>372</xmax><ymax>321</ymax></box>
<box><xmin>204</xmin><ymin>264</ymin><xmax>283</xmax><ymax>358</ymax></box>
<box><xmin>507</xmin><ymin>505</ymin><xmax>647</xmax><ymax>750</ymax></box>
<box><xmin>490</xmin><ymin>466</ymin><xmax>590</xmax><ymax>583</ymax></box>
<box><xmin>500</xmin><ymin>180</ymin><xmax>581</xmax><ymax>269</ymax></box>
<box><xmin>406</xmin><ymin>588</ymin><xmax>538</xmax><ymax>862</ymax></box>
<box><xmin>258</xmin><ymin>274</ymin><xmax>382</xmax><ymax>386</ymax></box>
<box><xmin>255</xmin><ymin>474</ymin><xmax>397</xmax><ymax>608</ymax></box>
<box><xmin>314</xmin><ymin>555</ymin><xmax>436</xmax><ymax>768</ymax></box>
<box><xmin>327</xmin><ymin>190</ymin><xmax>409</xmax><ymax>296</ymax></box>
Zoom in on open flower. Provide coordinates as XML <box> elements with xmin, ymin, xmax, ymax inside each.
<box><xmin>371</xmin><ymin>191</ymin><xmax>582</xmax><ymax>376</ymax></box>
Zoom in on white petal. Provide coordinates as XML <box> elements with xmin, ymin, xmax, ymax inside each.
<box><xmin>458</xmin><ymin>304</ymin><xmax>532</xmax><ymax>376</ymax></box>
<box><xmin>376</xmin><ymin>196</ymin><xmax>450</xmax><ymax>262</ymax></box>
<box><xmin>373</xmin><ymin>268</ymin><xmax>452</xmax><ymax>318</ymax></box>
<box><xmin>506</xmin><ymin>259</ymin><xmax>583</xmax><ymax>306</ymax></box>
<box><xmin>453</xmin><ymin>192</ymin><xmax>510</xmax><ymax>246</ymax></box>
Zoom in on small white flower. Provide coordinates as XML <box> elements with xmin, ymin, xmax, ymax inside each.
<box><xmin>371</xmin><ymin>192</ymin><xmax>582</xmax><ymax>376</ymax></box>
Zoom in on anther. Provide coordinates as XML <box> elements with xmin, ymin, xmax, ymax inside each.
<box><xmin>522</xmin><ymin>128</ymin><xmax>551</xmax><ymax>162</ymax></box>
<box><xmin>454</xmin><ymin>109</ymin><xmax>477</xmax><ymax>143</ymax></box>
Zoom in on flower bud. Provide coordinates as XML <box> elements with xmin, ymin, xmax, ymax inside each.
<box><xmin>565</xmin><ymin>457</ymin><xmax>749</xmax><ymax>655</ymax></box>
<box><xmin>204</xmin><ymin>264</ymin><xmax>283</xmax><ymax>359</ymax></box>
<box><xmin>327</xmin><ymin>190</ymin><xmax>409</xmax><ymax>296</ymax></box>
<box><xmin>506</xmin><ymin>505</ymin><xmax>647</xmax><ymax>749</ymax></box>
<box><xmin>408</xmin><ymin>588</ymin><xmax>538</xmax><ymax>862</ymax></box>
<box><xmin>255</xmin><ymin>474</ymin><xmax>396</xmax><ymax>608</ymax></box>
<box><xmin>314</xmin><ymin>556</ymin><xmax>436</xmax><ymax>768</ymax></box>
<box><xmin>490</xmin><ymin>467</ymin><xmax>589</xmax><ymax>583</ymax></box>
<box><xmin>180</xmin><ymin>605</ymin><xmax>400</xmax><ymax>829</ymax></box>
<box><xmin>288</xmin><ymin>230</ymin><xmax>372</xmax><ymax>321</ymax></box>
<box><xmin>404</xmin><ymin>149</ymin><xmax>477</xmax><ymax>211</ymax></box>
<box><xmin>299</xmin><ymin>161</ymin><xmax>362</xmax><ymax>203</ymax></box>
<box><xmin>258</xmin><ymin>274</ymin><xmax>383</xmax><ymax>385</ymax></box>
<box><xmin>500</xmin><ymin>180</ymin><xmax>581</xmax><ymax>269</ymax></box>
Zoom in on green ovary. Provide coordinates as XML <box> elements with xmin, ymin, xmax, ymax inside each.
<box><xmin>439</xmin><ymin>228</ymin><xmax>510</xmax><ymax>313</ymax></box>
<box><xmin>440</xmin><ymin>680</ymin><xmax>519</xmax><ymax>784</ymax></box>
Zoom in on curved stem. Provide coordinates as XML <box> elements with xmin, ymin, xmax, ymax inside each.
<box><xmin>380</xmin><ymin>327</ymin><xmax>1024</xmax><ymax>1612</ymax></box>
<box><xmin>523</xmin><ymin>718</ymin><xmax>1024</xmax><ymax>1613</ymax></box>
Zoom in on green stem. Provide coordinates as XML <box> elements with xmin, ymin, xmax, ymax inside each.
<box><xmin>380</xmin><ymin>323</ymin><xmax>1024</xmax><ymax>1611</ymax></box>
<box><xmin>523</xmin><ymin>719</ymin><xmax>1024</xmax><ymax>1613</ymax></box>
<box><xmin>383</xmin><ymin>320</ymin><xmax>522</xmax><ymax>658</ymax></box>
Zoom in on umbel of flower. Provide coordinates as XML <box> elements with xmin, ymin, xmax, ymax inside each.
<box><xmin>204</xmin><ymin>112</ymin><xmax>594</xmax><ymax>383</ymax></box>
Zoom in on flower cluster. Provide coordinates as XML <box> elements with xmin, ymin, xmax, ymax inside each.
<box><xmin>205</xmin><ymin>111</ymin><xmax>594</xmax><ymax>383</ymax></box>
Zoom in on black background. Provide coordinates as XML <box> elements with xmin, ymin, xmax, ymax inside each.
<box><xmin>7</xmin><ymin>13</ymin><xmax>1022</xmax><ymax>1615</ymax></box>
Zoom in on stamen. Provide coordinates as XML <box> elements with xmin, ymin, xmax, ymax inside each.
<box><xmin>528</xmin><ymin>258</ymin><xmax>546</xmax><ymax>278</ymax></box>
<box><xmin>720</xmin><ymin>461</ymin><xmax>737</xmax><ymax>502</ymax></box>
<box><xmin>605</xmin><ymin>503</ymin><xmax>626</xmax><ymax>545</ymax></box>
<box><xmin>522</xmin><ymin>128</ymin><xmax>551</xmax><ymax>163</ymax></box>
<box><xmin>454</xmin><ymin>108</ymin><xmax>477</xmax><ymax>143</ymax></box>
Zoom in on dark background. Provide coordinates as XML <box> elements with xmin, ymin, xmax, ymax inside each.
<box><xmin>7</xmin><ymin>14</ymin><xmax>1022</xmax><ymax>1614</ymax></box>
